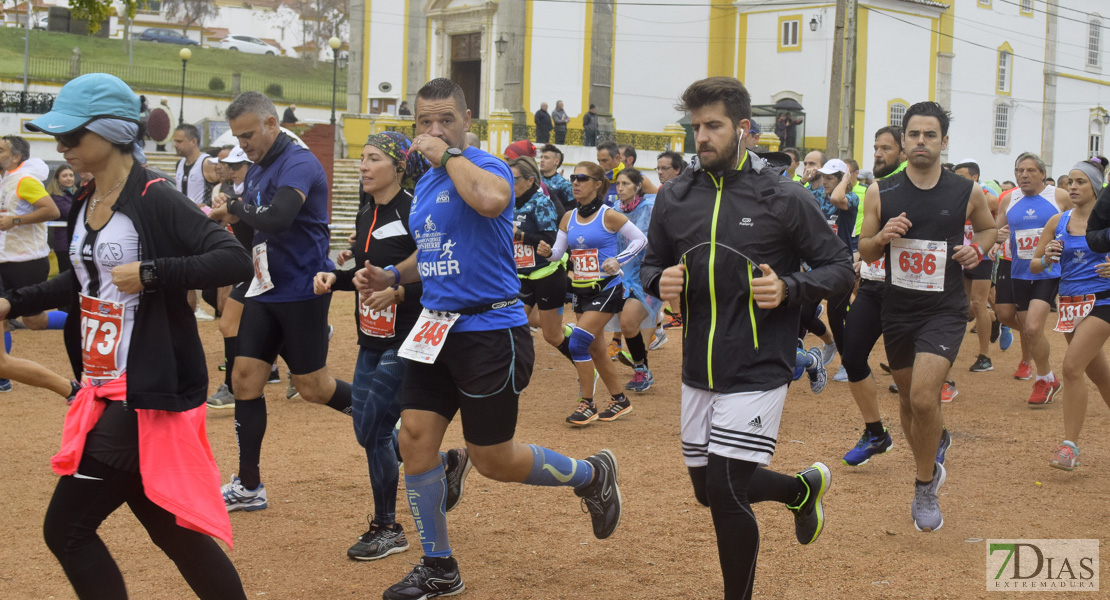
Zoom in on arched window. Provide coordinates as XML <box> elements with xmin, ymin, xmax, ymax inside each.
<box><xmin>1091</xmin><ymin>115</ymin><xmax>1105</xmax><ymax>156</ymax></box>
<box><xmin>1090</xmin><ymin>16</ymin><xmax>1103</xmax><ymax>68</ymax></box>
<box><xmin>997</xmin><ymin>43</ymin><xmax>1013</xmax><ymax>95</ymax></box>
<box><xmin>888</xmin><ymin>100</ymin><xmax>908</xmax><ymax>127</ymax></box>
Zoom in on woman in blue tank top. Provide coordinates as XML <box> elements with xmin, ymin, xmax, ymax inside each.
<box><xmin>537</xmin><ymin>161</ymin><xmax>647</xmax><ymax>427</ymax></box>
<box><xmin>1030</xmin><ymin>159</ymin><xmax>1110</xmax><ymax>472</ymax></box>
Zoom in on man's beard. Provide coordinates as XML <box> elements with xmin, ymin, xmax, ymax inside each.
<box><xmin>874</xmin><ymin>158</ymin><xmax>899</xmax><ymax>179</ymax></box>
<box><xmin>700</xmin><ymin>133</ymin><xmax>741</xmax><ymax>173</ymax></box>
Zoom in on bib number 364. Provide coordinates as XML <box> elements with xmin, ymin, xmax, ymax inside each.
<box><xmin>398</xmin><ymin>309</ymin><xmax>459</xmax><ymax>364</ymax></box>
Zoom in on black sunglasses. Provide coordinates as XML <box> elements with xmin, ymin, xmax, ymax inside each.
<box><xmin>568</xmin><ymin>174</ymin><xmax>598</xmax><ymax>183</ymax></box>
<box><xmin>55</xmin><ymin>128</ymin><xmax>89</xmax><ymax>149</ymax></box>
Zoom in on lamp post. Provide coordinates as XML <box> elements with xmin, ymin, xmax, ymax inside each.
<box><xmin>329</xmin><ymin>36</ymin><xmax>341</xmax><ymax>126</ymax></box>
<box><xmin>178</xmin><ymin>47</ymin><xmax>191</xmax><ymax>126</ymax></box>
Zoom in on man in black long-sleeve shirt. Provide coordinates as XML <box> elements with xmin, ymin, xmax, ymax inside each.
<box><xmin>1086</xmin><ymin>167</ymin><xmax>1110</xmax><ymax>252</ymax></box>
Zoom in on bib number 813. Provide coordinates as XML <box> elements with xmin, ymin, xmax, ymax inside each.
<box><xmin>899</xmin><ymin>251</ymin><xmax>937</xmax><ymax>275</ymax></box>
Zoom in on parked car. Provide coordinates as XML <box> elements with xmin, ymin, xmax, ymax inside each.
<box><xmin>220</xmin><ymin>35</ymin><xmax>279</xmax><ymax>55</ymax></box>
<box><xmin>138</xmin><ymin>28</ymin><xmax>200</xmax><ymax>46</ymax></box>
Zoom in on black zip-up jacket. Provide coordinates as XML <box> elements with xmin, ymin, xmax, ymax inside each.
<box><xmin>641</xmin><ymin>151</ymin><xmax>854</xmax><ymax>393</ymax></box>
<box><xmin>5</xmin><ymin>161</ymin><xmax>252</xmax><ymax>411</ymax></box>
<box><xmin>1085</xmin><ymin>183</ymin><xmax>1110</xmax><ymax>253</ymax></box>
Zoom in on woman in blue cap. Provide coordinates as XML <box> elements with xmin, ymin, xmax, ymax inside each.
<box><xmin>1</xmin><ymin>73</ymin><xmax>250</xmax><ymax>598</ymax></box>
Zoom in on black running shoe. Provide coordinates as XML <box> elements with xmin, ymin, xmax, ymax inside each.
<box><xmin>969</xmin><ymin>354</ymin><xmax>993</xmax><ymax>372</ymax></box>
<box><xmin>267</xmin><ymin>366</ymin><xmax>281</xmax><ymax>385</ymax></box>
<box><xmin>597</xmin><ymin>395</ymin><xmax>633</xmax><ymax>421</ymax></box>
<box><xmin>383</xmin><ymin>556</ymin><xmax>464</xmax><ymax>600</ymax></box>
<box><xmin>443</xmin><ymin>448</ymin><xmax>472</xmax><ymax>513</ymax></box>
<box><xmin>788</xmin><ymin>462</ymin><xmax>831</xmax><ymax>545</ymax></box>
<box><xmin>348</xmin><ymin>519</ymin><xmax>409</xmax><ymax>561</ymax></box>
<box><xmin>575</xmin><ymin>449</ymin><xmax>622</xmax><ymax>539</ymax></box>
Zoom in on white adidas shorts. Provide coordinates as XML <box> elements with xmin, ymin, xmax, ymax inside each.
<box><xmin>680</xmin><ymin>383</ymin><xmax>787</xmax><ymax>467</ymax></box>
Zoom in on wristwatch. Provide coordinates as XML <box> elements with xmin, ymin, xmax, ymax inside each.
<box><xmin>139</xmin><ymin>260</ymin><xmax>158</xmax><ymax>288</ymax></box>
<box><xmin>441</xmin><ymin>147</ymin><xmax>463</xmax><ymax>168</ymax></box>
<box><xmin>12</xmin><ymin>217</ymin><xmax>21</xmax><ymax>225</ymax></box>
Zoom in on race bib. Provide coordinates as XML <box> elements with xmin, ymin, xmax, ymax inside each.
<box><xmin>827</xmin><ymin>219</ymin><xmax>838</xmax><ymax>236</ymax></box>
<box><xmin>1015</xmin><ymin>228</ymin><xmax>1043</xmax><ymax>261</ymax></box>
<box><xmin>246</xmin><ymin>242</ymin><xmax>274</xmax><ymax>297</ymax></box>
<box><xmin>359</xmin><ymin>302</ymin><xmax>397</xmax><ymax>338</ymax></box>
<box><xmin>570</xmin><ymin>248</ymin><xmax>601</xmax><ymax>281</ymax></box>
<box><xmin>891</xmin><ymin>238</ymin><xmax>946</xmax><ymax>292</ymax></box>
<box><xmin>1054</xmin><ymin>294</ymin><xmax>1096</xmax><ymax>333</ymax></box>
<box><xmin>398</xmin><ymin>309</ymin><xmax>459</xmax><ymax>364</ymax></box>
<box><xmin>860</xmin><ymin>256</ymin><xmax>886</xmax><ymax>282</ymax></box>
<box><xmin>79</xmin><ymin>294</ymin><xmax>125</xmax><ymax>379</ymax></box>
<box><xmin>963</xmin><ymin>222</ymin><xmax>974</xmax><ymax>246</ymax></box>
<box><xmin>514</xmin><ymin>240</ymin><xmax>536</xmax><ymax>269</ymax></box>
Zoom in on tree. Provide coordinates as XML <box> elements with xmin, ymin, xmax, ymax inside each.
<box><xmin>162</xmin><ymin>0</ymin><xmax>218</xmax><ymax>40</ymax></box>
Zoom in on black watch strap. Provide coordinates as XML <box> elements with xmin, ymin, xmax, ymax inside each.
<box><xmin>139</xmin><ymin>260</ymin><xmax>158</xmax><ymax>289</ymax></box>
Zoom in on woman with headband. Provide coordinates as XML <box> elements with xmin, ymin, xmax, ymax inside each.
<box><xmin>5</xmin><ymin>73</ymin><xmax>250</xmax><ymax>598</ymax></box>
<box><xmin>1031</xmin><ymin>157</ymin><xmax>1110</xmax><ymax>471</ymax></box>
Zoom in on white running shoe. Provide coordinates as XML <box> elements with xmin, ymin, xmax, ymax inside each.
<box><xmin>194</xmin><ymin>307</ymin><xmax>215</xmax><ymax>322</ymax></box>
<box><xmin>222</xmin><ymin>475</ymin><xmax>268</xmax><ymax>512</ymax></box>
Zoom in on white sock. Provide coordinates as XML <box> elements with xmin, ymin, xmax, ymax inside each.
<box><xmin>1036</xmin><ymin>371</ymin><xmax>1055</xmax><ymax>383</ymax></box>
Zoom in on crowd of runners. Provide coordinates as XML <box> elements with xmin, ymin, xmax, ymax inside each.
<box><xmin>2</xmin><ymin>71</ymin><xmax>1109</xmax><ymax>600</ymax></box>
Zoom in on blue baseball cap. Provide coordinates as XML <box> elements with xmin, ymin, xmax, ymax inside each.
<box><xmin>26</xmin><ymin>73</ymin><xmax>140</xmax><ymax>135</ymax></box>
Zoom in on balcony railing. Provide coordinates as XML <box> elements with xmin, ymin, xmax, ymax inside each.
<box><xmin>0</xmin><ymin>91</ymin><xmax>56</xmax><ymax>114</ymax></box>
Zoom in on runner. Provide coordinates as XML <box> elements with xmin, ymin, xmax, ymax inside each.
<box><xmin>810</xmin><ymin>158</ymin><xmax>858</xmax><ymax>380</ymax></box>
<box><xmin>858</xmin><ymin>101</ymin><xmax>996</xmax><ymax>532</ymax></box>
<box><xmin>841</xmin><ymin>125</ymin><xmax>906</xmax><ymax>467</ymax></box>
<box><xmin>642</xmin><ymin>77</ymin><xmax>853</xmax><ymax>600</ymax></box>
<box><xmin>538</xmin><ymin>161</ymin><xmax>647</xmax><ymax>423</ymax></box>
<box><xmin>953</xmin><ymin>160</ymin><xmax>999</xmax><ymax>372</ymax></box>
<box><xmin>1030</xmin><ymin>158</ymin><xmax>1110</xmax><ymax>470</ymax></box>
<box><xmin>12</xmin><ymin>72</ymin><xmax>249</xmax><ymax>600</ymax></box>
<box><xmin>995</xmin><ymin>153</ymin><xmax>1072</xmax><ymax>405</ymax></box>
<box><xmin>353</xmin><ymin>78</ymin><xmax>621</xmax><ymax>600</ymax></box>
<box><xmin>207</xmin><ymin>91</ymin><xmax>353</xmax><ymax>511</ymax></box>
<box><xmin>538</xmin><ymin>144</ymin><xmax>573</xmax><ymax>212</ymax></box>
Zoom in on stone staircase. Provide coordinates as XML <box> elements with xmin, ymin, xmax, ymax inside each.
<box><xmin>143</xmin><ymin>152</ymin><xmax>361</xmax><ymax>249</ymax></box>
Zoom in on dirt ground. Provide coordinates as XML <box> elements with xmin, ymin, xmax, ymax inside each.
<box><xmin>2</xmin><ymin>292</ymin><xmax>1108</xmax><ymax>599</ymax></box>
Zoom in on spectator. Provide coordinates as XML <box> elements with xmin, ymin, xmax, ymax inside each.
<box><xmin>655</xmin><ymin>151</ymin><xmax>686</xmax><ymax>186</ymax></box>
<box><xmin>534</xmin><ymin>102</ymin><xmax>553</xmax><ymax>143</ymax></box>
<box><xmin>775</xmin><ymin>111</ymin><xmax>803</xmax><ymax>148</ymax></box>
<box><xmin>539</xmin><ymin>144</ymin><xmax>572</xmax><ymax>212</ymax></box>
<box><xmin>44</xmin><ymin>163</ymin><xmax>76</xmax><ymax>273</ymax></box>
<box><xmin>398</xmin><ymin>101</ymin><xmax>411</xmax><ymax>116</ymax></box>
<box><xmin>552</xmin><ymin>100</ymin><xmax>570</xmax><ymax>144</ymax></box>
<box><xmin>282</xmin><ymin>104</ymin><xmax>298</xmax><ymax>124</ymax></box>
<box><xmin>583</xmin><ymin>103</ymin><xmax>599</xmax><ymax>146</ymax></box>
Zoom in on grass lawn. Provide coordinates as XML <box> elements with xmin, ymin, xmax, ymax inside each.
<box><xmin>0</xmin><ymin>27</ymin><xmax>346</xmax><ymax>105</ymax></box>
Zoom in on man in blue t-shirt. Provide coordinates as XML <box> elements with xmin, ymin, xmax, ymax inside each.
<box><xmin>355</xmin><ymin>78</ymin><xmax>622</xmax><ymax>600</ymax></box>
<box><xmin>207</xmin><ymin>91</ymin><xmax>353</xmax><ymax>512</ymax></box>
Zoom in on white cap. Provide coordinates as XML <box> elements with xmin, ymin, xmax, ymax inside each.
<box><xmin>221</xmin><ymin>146</ymin><xmax>251</xmax><ymax>164</ymax></box>
<box><xmin>817</xmin><ymin>158</ymin><xmax>848</xmax><ymax>175</ymax></box>
<box><xmin>957</xmin><ymin>157</ymin><xmax>978</xmax><ymax>166</ymax></box>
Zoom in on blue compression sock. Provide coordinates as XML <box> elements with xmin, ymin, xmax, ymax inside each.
<box><xmin>405</xmin><ymin>463</ymin><xmax>452</xmax><ymax>558</ymax></box>
<box><xmin>4</xmin><ymin>330</ymin><xmax>11</xmax><ymax>352</ymax></box>
<box><xmin>523</xmin><ymin>444</ymin><xmax>594</xmax><ymax>489</ymax></box>
<box><xmin>46</xmin><ymin>311</ymin><xmax>67</xmax><ymax>330</ymax></box>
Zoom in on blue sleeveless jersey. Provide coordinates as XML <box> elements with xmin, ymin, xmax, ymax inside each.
<box><xmin>410</xmin><ymin>146</ymin><xmax>526</xmax><ymax>332</ymax></box>
<box><xmin>566</xmin><ymin>204</ymin><xmax>622</xmax><ymax>289</ymax></box>
<box><xmin>1007</xmin><ymin>187</ymin><xmax>1061</xmax><ymax>281</ymax></box>
<box><xmin>1056</xmin><ymin>210</ymin><xmax>1110</xmax><ymax>306</ymax></box>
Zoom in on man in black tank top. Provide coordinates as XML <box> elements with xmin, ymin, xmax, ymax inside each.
<box><xmin>858</xmin><ymin>102</ymin><xmax>996</xmax><ymax>533</ymax></box>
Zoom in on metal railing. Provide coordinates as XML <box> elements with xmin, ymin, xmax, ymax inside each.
<box><xmin>240</xmin><ymin>72</ymin><xmax>346</xmax><ymax>106</ymax></box>
<box><xmin>0</xmin><ymin>91</ymin><xmax>56</xmax><ymax>114</ymax></box>
<box><xmin>508</xmin><ymin>124</ymin><xmax>665</xmax><ymax>150</ymax></box>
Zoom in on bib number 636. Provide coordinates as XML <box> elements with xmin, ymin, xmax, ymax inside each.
<box><xmin>898</xmin><ymin>251</ymin><xmax>937</xmax><ymax>275</ymax></box>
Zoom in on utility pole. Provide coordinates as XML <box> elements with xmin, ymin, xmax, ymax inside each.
<box><xmin>825</xmin><ymin>0</ymin><xmax>847</xmax><ymax>158</ymax></box>
<box><xmin>840</xmin><ymin>0</ymin><xmax>857</xmax><ymax>159</ymax></box>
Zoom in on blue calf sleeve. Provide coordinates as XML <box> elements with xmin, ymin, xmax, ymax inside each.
<box><xmin>4</xmin><ymin>330</ymin><xmax>10</xmax><ymax>353</ymax></box>
<box><xmin>568</xmin><ymin>326</ymin><xmax>595</xmax><ymax>362</ymax></box>
<box><xmin>47</xmin><ymin>311</ymin><xmax>67</xmax><ymax>330</ymax></box>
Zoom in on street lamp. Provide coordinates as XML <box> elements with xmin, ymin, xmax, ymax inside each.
<box><xmin>329</xmin><ymin>36</ymin><xmax>341</xmax><ymax>125</ymax></box>
<box><xmin>178</xmin><ymin>47</ymin><xmax>191</xmax><ymax>126</ymax></box>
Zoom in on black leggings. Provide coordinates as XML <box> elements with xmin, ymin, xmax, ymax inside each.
<box><xmin>842</xmin><ymin>289</ymin><xmax>884</xmax><ymax>382</ymax></box>
<box><xmin>826</xmin><ymin>292</ymin><xmax>851</xmax><ymax>355</ymax></box>
<box><xmin>43</xmin><ymin>455</ymin><xmax>246</xmax><ymax>600</ymax></box>
<box><xmin>798</xmin><ymin>302</ymin><xmax>827</xmax><ymax>338</ymax></box>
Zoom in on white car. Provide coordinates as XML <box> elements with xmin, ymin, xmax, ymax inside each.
<box><xmin>220</xmin><ymin>35</ymin><xmax>280</xmax><ymax>56</ymax></box>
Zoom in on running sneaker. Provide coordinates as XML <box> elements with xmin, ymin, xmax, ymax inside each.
<box><xmin>1049</xmin><ymin>441</ymin><xmax>1079</xmax><ymax>471</ymax></box>
<box><xmin>879</xmin><ymin>362</ymin><xmax>892</xmax><ymax>374</ymax></box>
<box><xmin>383</xmin><ymin>556</ymin><xmax>464</xmax><ymax>600</ymax></box>
<box><xmin>648</xmin><ymin>327</ymin><xmax>668</xmax><ymax>351</ymax></box>
<box><xmin>912</xmin><ymin>462</ymin><xmax>946</xmax><ymax>532</ymax></box>
<box><xmin>941</xmin><ymin>381</ymin><xmax>958</xmax><ymax>403</ymax></box>
<box><xmin>218</xmin><ymin>360</ymin><xmax>227</xmax><ymax>372</ymax></box>
<box><xmin>348</xmin><ymin>520</ymin><xmax>409</xmax><ymax>561</ymax></box>
<box><xmin>788</xmin><ymin>462</ymin><xmax>831</xmax><ymax>545</ymax></box>
<box><xmin>999</xmin><ymin>325</ymin><xmax>1014</xmax><ymax>351</ymax></box>
<box><xmin>207</xmin><ymin>383</ymin><xmax>235</xmax><ymax>409</ymax></box>
<box><xmin>969</xmin><ymin>355</ymin><xmax>993</xmax><ymax>372</ymax></box>
<box><xmin>889</xmin><ymin>382</ymin><xmax>899</xmax><ymax>394</ymax></box>
<box><xmin>806</xmin><ymin>348</ymin><xmax>827</xmax><ymax>394</ymax></box>
<box><xmin>990</xmin><ymin>319</ymin><xmax>1001</xmax><ymax>343</ymax></box>
<box><xmin>832</xmin><ymin>365</ymin><xmax>848</xmax><ymax>382</ymax></box>
<box><xmin>575</xmin><ymin>449</ymin><xmax>621</xmax><ymax>539</ymax></box>
<box><xmin>598</xmin><ymin>395</ymin><xmax>633</xmax><ymax>421</ymax></box>
<box><xmin>66</xmin><ymin>380</ymin><xmax>82</xmax><ymax>405</ymax></box>
<box><xmin>1028</xmin><ymin>376</ymin><xmax>1062</xmax><ymax>406</ymax></box>
<box><xmin>936</xmin><ymin>429</ymin><xmax>952</xmax><ymax>466</ymax></box>
<box><xmin>821</xmin><ymin>343</ymin><xmax>837</xmax><ymax>366</ymax></box>
<box><xmin>1013</xmin><ymin>361</ymin><xmax>1033</xmax><ymax>380</ymax></box>
<box><xmin>617</xmin><ymin>349</ymin><xmax>634</xmax><ymax>368</ymax></box>
<box><xmin>663</xmin><ymin>313</ymin><xmax>683</xmax><ymax>329</ymax></box>
<box><xmin>222</xmin><ymin>475</ymin><xmax>268</xmax><ymax>512</ymax></box>
<box><xmin>563</xmin><ymin>323</ymin><xmax>574</xmax><ymax>338</ymax></box>
<box><xmin>567</xmin><ymin>401</ymin><xmax>598</xmax><ymax>426</ymax></box>
<box><xmin>195</xmin><ymin>307</ymin><xmax>215</xmax><ymax>322</ymax></box>
<box><xmin>606</xmin><ymin>340</ymin><xmax>622</xmax><ymax>361</ymax></box>
<box><xmin>443</xmin><ymin>447</ymin><xmax>472</xmax><ymax>513</ymax></box>
<box><xmin>815</xmin><ymin>303</ymin><xmax>824</xmax><ymax>320</ymax></box>
<box><xmin>0</xmin><ymin>379</ymin><xmax>12</xmax><ymax>392</ymax></box>
<box><xmin>286</xmin><ymin>370</ymin><xmax>300</xmax><ymax>400</ymax></box>
<box><xmin>842</xmin><ymin>429</ymin><xmax>893</xmax><ymax>466</ymax></box>
<box><xmin>267</xmin><ymin>366</ymin><xmax>282</xmax><ymax>384</ymax></box>
<box><xmin>625</xmin><ymin>366</ymin><xmax>654</xmax><ymax>392</ymax></box>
